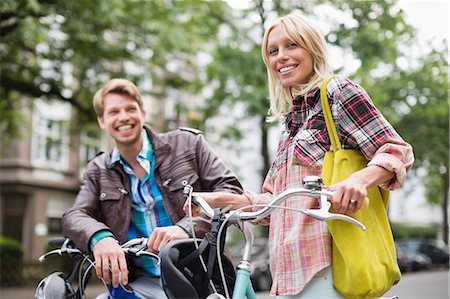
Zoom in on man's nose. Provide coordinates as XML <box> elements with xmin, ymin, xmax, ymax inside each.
<box><xmin>118</xmin><ymin>109</ymin><xmax>129</xmax><ymax>120</ymax></box>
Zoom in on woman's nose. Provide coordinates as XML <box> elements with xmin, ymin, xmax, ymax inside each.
<box><xmin>277</xmin><ymin>48</ymin><xmax>288</xmax><ymax>62</ymax></box>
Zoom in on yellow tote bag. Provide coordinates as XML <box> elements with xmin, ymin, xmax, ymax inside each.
<box><xmin>320</xmin><ymin>77</ymin><xmax>401</xmax><ymax>299</ymax></box>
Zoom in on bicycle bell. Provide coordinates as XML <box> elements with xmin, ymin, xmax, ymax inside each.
<box><xmin>302</xmin><ymin>176</ymin><xmax>323</xmax><ymax>190</ymax></box>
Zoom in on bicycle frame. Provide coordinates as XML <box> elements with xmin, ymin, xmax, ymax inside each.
<box><xmin>184</xmin><ymin>176</ymin><xmax>366</xmax><ymax>299</ymax></box>
<box><xmin>231</xmin><ymin>222</ymin><xmax>257</xmax><ymax>299</ymax></box>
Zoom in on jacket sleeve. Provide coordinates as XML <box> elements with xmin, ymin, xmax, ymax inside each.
<box><xmin>62</xmin><ymin>161</ymin><xmax>112</xmax><ymax>252</ymax></box>
<box><xmin>175</xmin><ymin>133</ymin><xmax>243</xmax><ymax>237</ymax></box>
<box><xmin>194</xmin><ymin>133</ymin><xmax>243</xmax><ymax>194</ymax></box>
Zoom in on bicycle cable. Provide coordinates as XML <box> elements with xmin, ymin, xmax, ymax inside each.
<box><xmin>186</xmin><ymin>186</ymin><xmax>220</xmax><ymax>295</ymax></box>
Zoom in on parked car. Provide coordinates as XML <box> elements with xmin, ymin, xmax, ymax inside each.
<box><xmin>396</xmin><ymin>243</ymin><xmax>432</xmax><ymax>272</ymax></box>
<box><xmin>396</xmin><ymin>239</ymin><xmax>449</xmax><ymax>269</ymax></box>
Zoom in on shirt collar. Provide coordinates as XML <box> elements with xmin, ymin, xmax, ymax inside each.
<box><xmin>109</xmin><ymin>129</ymin><xmax>150</xmax><ymax>167</ymax></box>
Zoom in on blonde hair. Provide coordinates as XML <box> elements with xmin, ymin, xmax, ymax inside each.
<box><xmin>261</xmin><ymin>12</ymin><xmax>332</xmax><ymax>121</ymax></box>
<box><xmin>93</xmin><ymin>78</ymin><xmax>143</xmax><ymax>117</ymax></box>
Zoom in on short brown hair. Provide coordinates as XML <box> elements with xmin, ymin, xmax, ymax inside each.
<box><xmin>93</xmin><ymin>78</ymin><xmax>143</xmax><ymax>117</ymax></box>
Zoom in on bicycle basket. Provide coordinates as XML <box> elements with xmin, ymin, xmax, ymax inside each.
<box><xmin>160</xmin><ymin>239</ymin><xmax>236</xmax><ymax>299</ymax></box>
<box><xmin>35</xmin><ymin>271</ymin><xmax>76</xmax><ymax>299</ymax></box>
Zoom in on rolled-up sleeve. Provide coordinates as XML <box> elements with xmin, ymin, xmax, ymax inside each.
<box><xmin>334</xmin><ymin>77</ymin><xmax>414</xmax><ymax>190</ymax></box>
<box><xmin>367</xmin><ymin>139</ymin><xmax>414</xmax><ymax>189</ymax></box>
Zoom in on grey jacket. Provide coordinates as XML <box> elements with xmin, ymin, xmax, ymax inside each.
<box><xmin>62</xmin><ymin>126</ymin><xmax>242</xmax><ymax>252</ymax></box>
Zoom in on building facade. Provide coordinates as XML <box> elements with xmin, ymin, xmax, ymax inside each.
<box><xmin>0</xmin><ymin>99</ymin><xmax>103</xmax><ymax>260</ymax></box>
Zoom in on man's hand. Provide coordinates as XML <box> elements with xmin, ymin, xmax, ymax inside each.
<box><xmin>93</xmin><ymin>237</ymin><xmax>128</xmax><ymax>288</ymax></box>
<box><xmin>147</xmin><ymin>225</ymin><xmax>190</xmax><ymax>253</ymax></box>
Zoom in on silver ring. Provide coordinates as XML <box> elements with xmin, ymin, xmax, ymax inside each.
<box><xmin>350</xmin><ymin>199</ymin><xmax>358</xmax><ymax>207</ymax></box>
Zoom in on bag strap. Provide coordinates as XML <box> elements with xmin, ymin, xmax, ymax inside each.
<box><xmin>320</xmin><ymin>76</ymin><xmax>341</xmax><ymax>152</ymax></box>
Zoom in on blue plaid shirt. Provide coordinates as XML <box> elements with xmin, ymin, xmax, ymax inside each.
<box><xmin>91</xmin><ymin>129</ymin><xmax>172</xmax><ymax>276</ymax></box>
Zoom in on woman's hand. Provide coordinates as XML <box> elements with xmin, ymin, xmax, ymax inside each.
<box><xmin>328</xmin><ymin>165</ymin><xmax>394</xmax><ymax>215</ymax></box>
<box><xmin>328</xmin><ymin>176</ymin><xmax>367</xmax><ymax>215</ymax></box>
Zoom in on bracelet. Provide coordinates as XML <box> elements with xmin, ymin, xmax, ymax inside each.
<box><xmin>176</xmin><ymin>224</ymin><xmax>192</xmax><ymax>238</ymax></box>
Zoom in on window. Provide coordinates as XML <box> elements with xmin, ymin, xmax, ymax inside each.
<box><xmin>48</xmin><ymin>217</ymin><xmax>62</xmax><ymax>234</ymax></box>
<box><xmin>79</xmin><ymin>132</ymin><xmax>102</xmax><ymax>166</ymax></box>
<box><xmin>32</xmin><ymin>100</ymin><xmax>70</xmax><ymax>170</ymax></box>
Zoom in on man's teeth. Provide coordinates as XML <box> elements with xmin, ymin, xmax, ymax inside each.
<box><xmin>118</xmin><ymin>125</ymin><xmax>132</xmax><ymax>131</ymax></box>
<box><xmin>279</xmin><ymin>65</ymin><xmax>297</xmax><ymax>73</ymax></box>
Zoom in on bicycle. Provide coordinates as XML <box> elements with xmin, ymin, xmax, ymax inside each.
<box><xmin>179</xmin><ymin>175</ymin><xmax>398</xmax><ymax>299</ymax></box>
<box><xmin>35</xmin><ymin>237</ymin><xmax>160</xmax><ymax>299</ymax></box>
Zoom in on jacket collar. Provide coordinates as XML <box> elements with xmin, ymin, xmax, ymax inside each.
<box><xmin>106</xmin><ymin>125</ymin><xmax>171</xmax><ymax>169</ymax></box>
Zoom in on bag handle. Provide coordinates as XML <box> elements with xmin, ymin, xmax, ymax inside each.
<box><xmin>320</xmin><ymin>76</ymin><xmax>341</xmax><ymax>152</ymax></box>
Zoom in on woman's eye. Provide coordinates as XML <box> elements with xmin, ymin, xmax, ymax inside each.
<box><xmin>288</xmin><ymin>42</ymin><xmax>297</xmax><ymax>48</ymax></box>
<box><xmin>268</xmin><ymin>48</ymin><xmax>278</xmax><ymax>56</ymax></box>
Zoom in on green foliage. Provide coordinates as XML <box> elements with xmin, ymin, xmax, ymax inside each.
<box><xmin>0</xmin><ymin>237</ymin><xmax>24</xmax><ymax>286</ymax></box>
<box><xmin>392</xmin><ymin>223</ymin><xmax>438</xmax><ymax>240</ymax></box>
<box><xmin>1</xmin><ymin>0</ymin><xmax>448</xmax><ymax>240</ymax></box>
<box><xmin>0</xmin><ymin>0</ymin><xmax>228</xmax><ymax>137</ymax></box>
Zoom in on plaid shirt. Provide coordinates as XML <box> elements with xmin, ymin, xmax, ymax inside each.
<box><xmin>250</xmin><ymin>76</ymin><xmax>414</xmax><ymax>296</ymax></box>
<box><xmin>92</xmin><ymin>129</ymin><xmax>172</xmax><ymax>277</ymax></box>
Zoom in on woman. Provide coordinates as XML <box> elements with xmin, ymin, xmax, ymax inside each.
<box><xmin>186</xmin><ymin>12</ymin><xmax>414</xmax><ymax>298</ymax></box>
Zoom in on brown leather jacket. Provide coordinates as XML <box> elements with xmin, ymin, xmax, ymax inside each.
<box><xmin>62</xmin><ymin>126</ymin><xmax>243</xmax><ymax>252</ymax></box>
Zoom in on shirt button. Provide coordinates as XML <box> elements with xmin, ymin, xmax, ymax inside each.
<box><xmin>100</xmin><ymin>192</ymin><xmax>106</xmax><ymax>199</ymax></box>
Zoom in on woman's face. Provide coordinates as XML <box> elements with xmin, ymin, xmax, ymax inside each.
<box><xmin>266</xmin><ymin>24</ymin><xmax>314</xmax><ymax>87</ymax></box>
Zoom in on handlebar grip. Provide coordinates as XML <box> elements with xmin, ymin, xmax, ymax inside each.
<box><xmin>48</xmin><ymin>237</ymin><xmax>68</xmax><ymax>247</ymax></box>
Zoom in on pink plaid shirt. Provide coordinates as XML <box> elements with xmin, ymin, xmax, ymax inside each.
<box><xmin>250</xmin><ymin>77</ymin><xmax>414</xmax><ymax>296</ymax></box>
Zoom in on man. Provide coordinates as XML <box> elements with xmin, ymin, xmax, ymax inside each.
<box><xmin>62</xmin><ymin>78</ymin><xmax>243</xmax><ymax>299</ymax></box>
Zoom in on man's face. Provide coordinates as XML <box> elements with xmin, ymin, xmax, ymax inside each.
<box><xmin>97</xmin><ymin>93</ymin><xmax>145</xmax><ymax>148</ymax></box>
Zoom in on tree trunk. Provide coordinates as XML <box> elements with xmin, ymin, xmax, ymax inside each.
<box><xmin>260</xmin><ymin>117</ymin><xmax>269</xmax><ymax>185</ymax></box>
<box><xmin>441</xmin><ymin>170</ymin><xmax>449</xmax><ymax>244</ymax></box>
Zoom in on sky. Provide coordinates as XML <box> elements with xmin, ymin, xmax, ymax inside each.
<box><xmin>398</xmin><ymin>0</ymin><xmax>449</xmax><ymax>44</ymax></box>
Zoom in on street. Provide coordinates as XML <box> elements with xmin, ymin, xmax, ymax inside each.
<box><xmin>384</xmin><ymin>269</ymin><xmax>448</xmax><ymax>299</ymax></box>
<box><xmin>0</xmin><ymin>269</ymin><xmax>447</xmax><ymax>298</ymax></box>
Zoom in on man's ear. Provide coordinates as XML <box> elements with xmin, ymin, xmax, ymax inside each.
<box><xmin>97</xmin><ymin>116</ymin><xmax>105</xmax><ymax>129</ymax></box>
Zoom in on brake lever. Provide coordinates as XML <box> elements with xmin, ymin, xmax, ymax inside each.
<box><xmin>302</xmin><ymin>192</ymin><xmax>366</xmax><ymax>231</ymax></box>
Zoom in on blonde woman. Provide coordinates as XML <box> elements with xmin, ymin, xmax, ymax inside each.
<box><xmin>186</xmin><ymin>12</ymin><xmax>414</xmax><ymax>298</ymax></box>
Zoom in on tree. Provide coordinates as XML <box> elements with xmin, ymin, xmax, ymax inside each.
<box><xmin>0</xmin><ymin>0</ymin><xmax>227</xmax><ymax>146</ymax></box>
<box><xmin>373</xmin><ymin>47</ymin><xmax>449</xmax><ymax>243</ymax></box>
<box><xmin>200</xmin><ymin>0</ymin><xmax>449</xmax><ymax>242</ymax></box>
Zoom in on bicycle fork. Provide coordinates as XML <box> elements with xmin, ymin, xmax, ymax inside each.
<box><xmin>231</xmin><ymin>222</ymin><xmax>258</xmax><ymax>299</ymax></box>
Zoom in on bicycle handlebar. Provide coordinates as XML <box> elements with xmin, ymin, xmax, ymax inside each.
<box><xmin>186</xmin><ymin>176</ymin><xmax>366</xmax><ymax>231</ymax></box>
<box><xmin>39</xmin><ymin>237</ymin><xmax>161</xmax><ymax>265</ymax></box>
